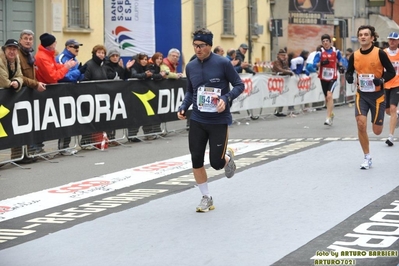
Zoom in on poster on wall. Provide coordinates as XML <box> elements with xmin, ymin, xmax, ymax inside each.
<box><xmin>104</xmin><ymin>0</ymin><xmax>155</xmax><ymax>59</ymax></box>
<box><xmin>287</xmin><ymin>0</ymin><xmax>335</xmax><ymax>57</ymax></box>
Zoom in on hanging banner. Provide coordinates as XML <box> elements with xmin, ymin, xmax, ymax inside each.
<box><xmin>104</xmin><ymin>0</ymin><xmax>155</xmax><ymax>57</ymax></box>
<box><xmin>287</xmin><ymin>0</ymin><xmax>335</xmax><ymax>57</ymax></box>
<box><xmin>231</xmin><ymin>73</ymin><xmax>341</xmax><ymax>112</ymax></box>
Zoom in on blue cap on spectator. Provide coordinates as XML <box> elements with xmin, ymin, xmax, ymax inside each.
<box><xmin>387</xmin><ymin>32</ymin><xmax>399</xmax><ymax>40</ymax></box>
<box><xmin>65</xmin><ymin>39</ymin><xmax>83</xmax><ymax>47</ymax></box>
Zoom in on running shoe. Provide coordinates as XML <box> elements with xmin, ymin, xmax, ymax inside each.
<box><xmin>59</xmin><ymin>148</ymin><xmax>78</xmax><ymax>156</ymax></box>
<box><xmin>224</xmin><ymin>147</ymin><xmax>236</xmax><ymax>178</ymax></box>
<box><xmin>360</xmin><ymin>158</ymin><xmax>372</xmax><ymax>170</ymax></box>
<box><xmin>274</xmin><ymin>112</ymin><xmax>287</xmax><ymax>117</ymax></box>
<box><xmin>324</xmin><ymin>118</ymin><xmax>332</xmax><ymax>126</ymax></box>
<box><xmin>386</xmin><ymin>136</ymin><xmax>394</xmax><ymax>147</ymax></box>
<box><xmin>196</xmin><ymin>195</ymin><xmax>215</xmax><ymax>212</ymax></box>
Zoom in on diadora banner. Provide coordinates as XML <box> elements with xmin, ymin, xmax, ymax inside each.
<box><xmin>0</xmin><ymin>79</ymin><xmax>186</xmax><ymax>150</ymax></box>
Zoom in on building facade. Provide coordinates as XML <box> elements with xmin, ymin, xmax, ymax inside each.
<box><xmin>271</xmin><ymin>0</ymin><xmax>399</xmax><ymax>56</ymax></box>
<box><xmin>181</xmin><ymin>0</ymin><xmax>272</xmax><ymax>65</ymax></box>
<box><xmin>0</xmin><ymin>0</ymin><xmax>104</xmax><ymax>64</ymax></box>
<box><xmin>1</xmin><ymin>0</ymin><xmax>397</xmax><ymax>70</ymax></box>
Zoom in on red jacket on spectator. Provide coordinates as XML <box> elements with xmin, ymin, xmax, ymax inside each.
<box><xmin>35</xmin><ymin>45</ymin><xmax>68</xmax><ymax>84</ymax></box>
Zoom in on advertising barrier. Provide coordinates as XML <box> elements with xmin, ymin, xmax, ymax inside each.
<box><xmin>0</xmin><ymin>73</ymin><xmax>351</xmax><ymax>165</ymax></box>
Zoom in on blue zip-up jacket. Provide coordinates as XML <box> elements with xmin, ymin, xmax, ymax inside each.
<box><xmin>226</xmin><ymin>54</ymin><xmax>241</xmax><ymax>73</ymax></box>
<box><xmin>56</xmin><ymin>49</ymin><xmax>84</xmax><ymax>82</ymax></box>
<box><xmin>179</xmin><ymin>52</ymin><xmax>244</xmax><ymax>125</ymax></box>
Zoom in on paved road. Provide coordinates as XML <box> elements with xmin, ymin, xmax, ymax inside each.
<box><xmin>1</xmin><ymin>104</ymin><xmax>399</xmax><ymax>266</ymax></box>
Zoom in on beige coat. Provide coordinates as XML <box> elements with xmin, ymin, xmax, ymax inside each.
<box><xmin>0</xmin><ymin>49</ymin><xmax>23</xmax><ymax>91</ymax></box>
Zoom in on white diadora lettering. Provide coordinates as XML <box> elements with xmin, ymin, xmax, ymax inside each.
<box><xmin>12</xmin><ymin>93</ymin><xmax>127</xmax><ymax>134</ymax></box>
<box><xmin>157</xmin><ymin>87</ymin><xmax>185</xmax><ymax>114</ymax></box>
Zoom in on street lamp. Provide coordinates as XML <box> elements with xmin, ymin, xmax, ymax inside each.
<box><xmin>247</xmin><ymin>0</ymin><xmax>253</xmax><ymax>63</ymax></box>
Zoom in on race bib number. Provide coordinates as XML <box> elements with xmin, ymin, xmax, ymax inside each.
<box><xmin>392</xmin><ymin>61</ymin><xmax>399</xmax><ymax>75</ymax></box>
<box><xmin>358</xmin><ymin>74</ymin><xmax>375</xmax><ymax>92</ymax></box>
<box><xmin>197</xmin><ymin>86</ymin><xmax>221</xmax><ymax>112</ymax></box>
<box><xmin>321</xmin><ymin>67</ymin><xmax>334</xmax><ymax>80</ymax></box>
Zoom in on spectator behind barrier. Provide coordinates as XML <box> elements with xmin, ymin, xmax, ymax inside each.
<box><xmin>12</xmin><ymin>30</ymin><xmax>46</xmax><ymax>163</ymax></box>
<box><xmin>226</xmin><ymin>48</ymin><xmax>240</xmax><ymax>72</ymax></box>
<box><xmin>144</xmin><ymin>52</ymin><xmax>168</xmax><ymax>138</ymax></box>
<box><xmin>235</xmin><ymin>43</ymin><xmax>255</xmax><ymax>74</ymax></box>
<box><xmin>213</xmin><ymin>46</ymin><xmax>225</xmax><ymax>56</ymax></box>
<box><xmin>55</xmin><ymin>38</ymin><xmax>86</xmax><ymax>156</ymax></box>
<box><xmin>162</xmin><ymin>48</ymin><xmax>183</xmax><ymax>79</ymax></box>
<box><xmin>147</xmin><ymin>52</ymin><xmax>167</xmax><ymax>80</ymax></box>
<box><xmin>127</xmin><ymin>53</ymin><xmax>155</xmax><ymax>142</ymax></box>
<box><xmin>305</xmin><ymin>45</ymin><xmax>322</xmax><ymax>75</ymax></box>
<box><xmin>105</xmin><ymin>48</ymin><xmax>134</xmax><ymax>80</ymax></box>
<box><xmin>81</xmin><ymin>44</ymin><xmax>109</xmax><ymax>149</ymax></box>
<box><xmin>128</xmin><ymin>53</ymin><xmax>152</xmax><ymax>80</ymax></box>
<box><xmin>290</xmin><ymin>50</ymin><xmax>309</xmax><ymax>75</ymax></box>
<box><xmin>56</xmin><ymin>39</ymin><xmax>84</xmax><ymax>82</ymax></box>
<box><xmin>35</xmin><ymin>33</ymin><xmax>77</xmax><ymax>84</ymax></box>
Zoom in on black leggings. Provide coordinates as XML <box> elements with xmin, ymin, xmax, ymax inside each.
<box><xmin>188</xmin><ymin>120</ymin><xmax>229</xmax><ymax>170</ymax></box>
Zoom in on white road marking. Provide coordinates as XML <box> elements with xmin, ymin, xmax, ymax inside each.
<box><xmin>0</xmin><ymin>141</ymin><xmax>281</xmax><ymax>222</ymax></box>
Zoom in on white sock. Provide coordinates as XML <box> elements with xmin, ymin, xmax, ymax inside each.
<box><xmin>198</xmin><ymin>182</ymin><xmax>210</xmax><ymax>197</ymax></box>
<box><xmin>365</xmin><ymin>153</ymin><xmax>371</xmax><ymax>160</ymax></box>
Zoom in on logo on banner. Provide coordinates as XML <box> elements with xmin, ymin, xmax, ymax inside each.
<box><xmin>0</xmin><ymin>105</ymin><xmax>10</xmax><ymax>137</ymax></box>
<box><xmin>243</xmin><ymin>78</ymin><xmax>253</xmax><ymax>95</ymax></box>
<box><xmin>133</xmin><ymin>90</ymin><xmax>156</xmax><ymax>116</ymax></box>
<box><xmin>233</xmin><ymin>77</ymin><xmax>261</xmax><ymax>109</ymax></box>
<box><xmin>295</xmin><ymin>76</ymin><xmax>314</xmax><ymax>101</ymax></box>
<box><xmin>112</xmin><ymin>26</ymin><xmax>135</xmax><ymax>50</ymax></box>
<box><xmin>267</xmin><ymin>77</ymin><xmax>286</xmax><ymax>104</ymax></box>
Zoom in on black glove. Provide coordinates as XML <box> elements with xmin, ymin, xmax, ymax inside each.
<box><xmin>79</xmin><ymin>63</ymin><xmax>87</xmax><ymax>74</ymax></box>
<box><xmin>346</xmin><ymin>73</ymin><xmax>354</xmax><ymax>84</ymax></box>
<box><xmin>338</xmin><ymin>65</ymin><xmax>345</xmax><ymax>74</ymax></box>
<box><xmin>321</xmin><ymin>59</ymin><xmax>329</xmax><ymax>66</ymax></box>
<box><xmin>372</xmin><ymin>78</ymin><xmax>384</xmax><ymax>86</ymax></box>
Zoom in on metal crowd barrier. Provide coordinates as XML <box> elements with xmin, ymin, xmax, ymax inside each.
<box><xmin>0</xmin><ymin>74</ymin><xmax>354</xmax><ymax>169</ymax></box>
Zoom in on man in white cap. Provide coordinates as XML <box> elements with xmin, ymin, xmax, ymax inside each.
<box><xmin>383</xmin><ymin>32</ymin><xmax>399</xmax><ymax>146</ymax></box>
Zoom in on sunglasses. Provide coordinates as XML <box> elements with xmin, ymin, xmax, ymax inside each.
<box><xmin>193</xmin><ymin>43</ymin><xmax>208</xmax><ymax>49</ymax></box>
<box><xmin>68</xmin><ymin>45</ymin><xmax>80</xmax><ymax>49</ymax></box>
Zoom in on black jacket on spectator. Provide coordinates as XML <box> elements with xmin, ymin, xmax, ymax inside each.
<box><xmin>129</xmin><ymin>61</ymin><xmax>151</xmax><ymax>80</ymax></box>
<box><xmin>83</xmin><ymin>54</ymin><xmax>107</xmax><ymax>81</ymax></box>
<box><xmin>104</xmin><ymin>58</ymin><xmax>128</xmax><ymax>80</ymax></box>
<box><xmin>235</xmin><ymin>49</ymin><xmax>255</xmax><ymax>74</ymax></box>
<box><xmin>147</xmin><ymin>64</ymin><xmax>164</xmax><ymax>80</ymax></box>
